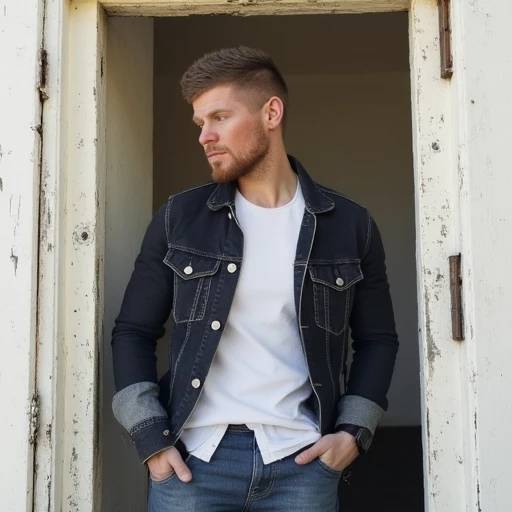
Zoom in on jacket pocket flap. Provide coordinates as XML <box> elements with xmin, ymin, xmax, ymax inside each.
<box><xmin>308</xmin><ymin>262</ymin><xmax>363</xmax><ymax>291</ymax></box>
<box><xmin>164</xmin><ymin>249</ymin><xmax>221</xmax><ymax>280</ymax></box>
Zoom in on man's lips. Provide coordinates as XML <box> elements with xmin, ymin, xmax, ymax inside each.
<box><xmin>206</xmin><ymin>151</ymin><xmax>225</xmax><ymax>158</ymax></box>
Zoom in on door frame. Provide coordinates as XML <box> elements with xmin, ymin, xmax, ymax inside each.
<box><xmin>36</xmin><ymin>0</ymin><xmax>475</xmax><ymax>510</ymax></box>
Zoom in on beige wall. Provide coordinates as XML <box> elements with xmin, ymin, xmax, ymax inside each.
<box><xmin>153</xmin><ymin>13</ymin><xmax>419</xmax><ymax>426</ymax></box>
<box><xmin>103</xmin><ymin>18</ymin><xmax>154</xmax><ymax>512</ymax></box>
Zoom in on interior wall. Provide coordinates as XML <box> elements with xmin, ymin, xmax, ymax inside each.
<box><xmin>153</xmin><ymin>13</ymin><xmax>419</xmax><ymax>426</ymax></box>
<box><xmin>103</xmin><ymin>18</ymin><xmax>154</xmax><ymax>512</ymax></box>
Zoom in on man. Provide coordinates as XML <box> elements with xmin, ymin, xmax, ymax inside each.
<box><xmin>112</xmin><ymin>47</ymin><xmax>398</xmax><ymax>511</ymax></box>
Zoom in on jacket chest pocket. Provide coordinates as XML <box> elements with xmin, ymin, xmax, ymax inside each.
<box><xmin>308</xmin><ymin>262</ymin><xmax>363</xmax><ymax>335</ymax></box>
<box><xmin>164</xmin><ymin>249</ymin><xmax>221</xmax><ymax>324</ymax></box>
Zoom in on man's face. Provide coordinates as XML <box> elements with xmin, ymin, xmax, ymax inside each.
<box><xmin>192</xmin><ymin>84</ymin><xmax>269</xmax><ymax>183</ymax></box>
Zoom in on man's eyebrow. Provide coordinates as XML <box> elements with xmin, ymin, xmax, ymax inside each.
<box><xmin>192</xmin><ymin>109</ymin><xmax>232</xmax><ymax>124</ymax></box>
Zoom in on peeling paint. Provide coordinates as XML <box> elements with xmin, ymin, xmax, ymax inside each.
<box><xmin>102</xmin><ymin>0</ymin><xmax>410</xmax><ymax>17</ymax></box>
<box><xmin>424</xmin><ymin>289</ymin><xmax>441</xmax><ymax>376</ymax></box>
<box><xmin>10</xmin><ymin>248</ymin><xmax>18</xmax><ymax>275</ymax></box>
<box><xmin>29</xmin><ymin>393</ymin><xmax>41</xmax><ymax>445</ymax></box>
<box><xmin>38</xmin><ymin>49</ymin><xmax>49</xmax><ymax>102</ymax></box>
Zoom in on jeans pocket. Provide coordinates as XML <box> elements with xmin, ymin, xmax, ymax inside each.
<box><xmin>315</xmin><ymin>458</ymin><xmax>343</xmax><ymax>476</ymax></box>
<box><xmin>149</xmin><ymin>454</ymin><xmax>193</xmax><ymax>485</ymax></box>
<box><xmin>149</xmin><ymin>470</ymin><xmax>176</xmax><ymax>485</ymax></box>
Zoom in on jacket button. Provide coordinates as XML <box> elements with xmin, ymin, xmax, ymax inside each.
<box><xmin>336</xmin><ymin>277</ymin><xmax>345</xmax><ymax>287</ymax></box>
<box><xmin>184</xmin><ymin>266</ymin><xmax>193</xmax><ymax>275</ymax></box>
<box><xmin>191</xmin><ymin>378</ymin><xmax>201</xmax><ymax>389</ymax></box>
<box><xmin>211</xmin><ymin>320</ymin><xmax>221</xmax><ymax>331</ymax></box>
<box><xmin>163</xmin><ymin>429</ymin><xmax>170</xmax><ymax>436</ymax></box>
<box><xmin>227</xmin><ymin>263</ymin><xmax>237</xmax><ymax>273</ymax></box>
<box><xmin>228</xmin><ymin>212</ymin><xmax>232</xmax><ymax>220</ymax></box>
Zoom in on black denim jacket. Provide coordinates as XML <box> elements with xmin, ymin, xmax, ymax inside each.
<box><xmin>112</xmin><ymin>156</ymin><xmax>399</xmax><ymax>463</ymax></box>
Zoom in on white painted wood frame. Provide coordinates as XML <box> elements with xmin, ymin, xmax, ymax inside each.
<box><xmin>0</xmin><ymin>1</ymin><xmax>45</xmax><ymax>510</ymax></box>
<box><xmin>36</xmin><ymin>1</ymin><xmax>108</xmax><ymax>511</ymax></box>
<box><xmin>35</xmin><ymin>0</ymin><xmax>472</xmax><ymax>511</ymax></box>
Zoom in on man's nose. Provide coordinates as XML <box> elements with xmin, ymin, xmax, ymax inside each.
<box><xmin>199</xmin><ymin>125</ymin><xmax>218</xmax><ymax>146</ymax></box>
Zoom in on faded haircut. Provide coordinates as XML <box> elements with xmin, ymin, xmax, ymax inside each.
<box><xmin>180</xmin><ymin>46</ymin><xmax>289</xmax><ymax>127</ymax></box>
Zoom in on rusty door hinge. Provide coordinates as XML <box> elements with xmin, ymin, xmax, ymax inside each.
<box><xmin>439</xmin><ymin>0</ymin><xmax>453</xmax><ymax>78</ymax></box>
<box><xmin>449</xmin><ymin>254</ymin><xmax>464</xmax><ymax>341</ymax></box>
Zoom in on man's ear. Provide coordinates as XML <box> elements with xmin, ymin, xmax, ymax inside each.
<box><xmin>264</xmin><ymin>96</ymin><xmax>285</xmax><ymax>130</ymax></box>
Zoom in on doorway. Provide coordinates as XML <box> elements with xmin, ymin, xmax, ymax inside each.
<box><xmin>103</xmin><ymin>12</ymin><xmax>422</xmax><ymax>512</ymax></box>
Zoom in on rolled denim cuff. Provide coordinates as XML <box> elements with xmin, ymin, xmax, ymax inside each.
<box><xmin>335</xmin><ymin>394</ymin><xmax>385</xmax><ymax>435</ymax></box>
<box><xmin>112</xmin><ymin>381</ymin><xmax>177</xmax><ymax>463</ymax></box>
<box><xmin>133</xmin><ymin>418</ymin><xmax>176</xmax><ymax>464</ymax></box>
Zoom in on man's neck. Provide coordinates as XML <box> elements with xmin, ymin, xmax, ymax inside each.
<box><xmin>237</xmin><ymin>150</ymin><xmax>297</xmax><ymax>209</ymax></box>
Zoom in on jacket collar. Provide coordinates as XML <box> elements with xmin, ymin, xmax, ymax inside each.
<box><xmin>207</xmin><ymin>155</ymin><xmax>335</xmax><ymax>214</ymax></box>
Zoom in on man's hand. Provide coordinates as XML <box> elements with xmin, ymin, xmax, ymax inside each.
<box><xmin>147</xmin><ymin>446</ymin><xmax>192</xmax><ymax>483</ymax></box>
<box><xmin>294</xmin><ymin>432</ymin><xmax>359</xmax><ymax>472</ymax></box>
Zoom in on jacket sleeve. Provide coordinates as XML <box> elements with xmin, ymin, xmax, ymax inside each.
<box><xmin>111</xmin><ymin>200</ymin><xmax>177</xmax><ymax>463</ymax></box>
<box><xmin>335</xmin><ymin>213</ymin><xmax>399</xmax><ymax>434</ymax></box>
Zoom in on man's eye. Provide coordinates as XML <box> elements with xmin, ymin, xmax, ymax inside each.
<box><xmin>216</xmin><ymin>115</ymin><xmax>227</xmax><ymax>121</ymax></box>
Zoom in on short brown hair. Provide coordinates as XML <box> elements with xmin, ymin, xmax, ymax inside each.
<box><xmin>181</xmin><ymin>46</ymin><xmax>289</xmax><ymax>126</ymax></box>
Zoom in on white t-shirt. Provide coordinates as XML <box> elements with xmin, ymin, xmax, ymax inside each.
<box><xmin>180</xmin><ymin>182</ymin><xmax>321</xmax><ymax>464</ymax></box>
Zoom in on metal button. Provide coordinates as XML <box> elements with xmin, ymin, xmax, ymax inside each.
<box><xmin>336</xmin><ymin>277</ymin><xmax>345</xmax><ymax>287</ymax></box>
<box><xmin>191</xmin><ymin>378</ymin><xmax>201</xmax><ymax>389</ymax></box>
<box><xmin>211</xmin><ymin>320</ymin><xmax>221</xmax><ymax>331</ymax></box>
<box><xmin>163</xmin><ymin>429</ymin><xmax>170</xmax><ymax>436</ymax></box>
<box><xmin>227</xmin><ymin>263</ymin><xmax>237</xmax><ymax>273</ymax></box>
<box><xmin>228</xmin><ymin>212</ymin><xmax>232</xmax><ymax>220</ymax></box>
<box><xmin>184</xmin><ymin>266</ymin><xmax>193</xmax><ymax>275</ymax></box>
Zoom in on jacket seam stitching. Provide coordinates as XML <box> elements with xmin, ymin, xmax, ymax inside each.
<box><xmin>363</xmin><ymin>212</ymin><xmax>372</xmax><ymax>257</ymax></box>
<box><xmin>165</xmin><ymin>196</ymin><xmax>174</xmax><ymax>245</ymax></box>
<box><xmin>167</xmin><ymin>181</ymin><xmax>216</xmax><ymax>199</ymax></box>
<box><xmin>129</xmin><ymin>416</ymin><xmax>169</xmax><ymax>437</ymax></box>
<box><xmin>169</xmin><ymin>244</ymin><xmax>243</xmax><ymax>262</ymax></box>
<box><xmin>316</xmin><ymin>184</ymin><xmax>369</xmax><ymax>210</ymax></box>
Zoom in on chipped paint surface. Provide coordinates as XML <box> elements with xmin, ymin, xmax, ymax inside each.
<box><xmin>57</xmin><ymin>3</ymin><xmax>107</xmax><ymax>512</ymax></box>
<box><xmin>7</xmin><ymin>0</ymin><xmax>510</xmax><ymax>511</ymax></box>
<box><xmin>410</xmin><ymin>1</ymin><xmax>467</xmax><ymax>510</ymax></box>
<box><xmin>31</xmin><ymin>0</ymin><xmax>73</xmax><ymax>510</ymax></box>
<box><xmin>451</xmin><ymin>1</ymin><xmax>512</xmax><ymax>510</ymax></box>
<box><xmin>0</xmin><ymin>0</ymin><xmax>44</xmax><ymax>509</ymax></box>
<box><xmin>100</xmin><ymin>0</ymin><xmax>409</xmax><ymax>16</ymax></box>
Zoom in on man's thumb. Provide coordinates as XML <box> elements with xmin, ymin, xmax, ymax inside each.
<box><xmin>294</xmin><ymin>445</ymin><xmax>319</xmax><ymax>465</ymax></box>
<box><xmin>173</xmin><ymin>458</ymin><xmax>192</xmax><ymax>482</ymax></box>
<box><xmin>167</xmin><ymin>449</ymin><xmax>192</xmax><ymax>483</ymax></box>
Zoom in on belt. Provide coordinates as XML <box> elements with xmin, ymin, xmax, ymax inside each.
<box><xmin>227</xmin><ymin>424</ymin><xmax>252</xmax><ymax>433</ymax></box>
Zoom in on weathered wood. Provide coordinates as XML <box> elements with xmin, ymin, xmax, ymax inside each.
<box><xmin>34</xmin><ymin>1</ymin><xmax>475</xmax><ymax>511</ymax></box>
<box><xmin>100</xmin><ymin>0</ymin><xmax>409</xmax><ymax>16</ymax></box>
<box><xmin>58</xmin><ymin>2</ymin><xmax>107</xmax><ymax>511</ymax></box>
<box><xmin>0</xmin><ymin>0</ymin><xmax>43</xmax><ymax>509</ymax></box>
<box><xmin>409</xmin><ymin>1</ymin><xmax>467</xmax><ymax>510</ymax></box>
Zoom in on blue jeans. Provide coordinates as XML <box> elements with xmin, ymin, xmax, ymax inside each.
<box><xmin>148</xmin><ymin>427</ymin><xmax>341</xmax><ymax>511</ymax></box>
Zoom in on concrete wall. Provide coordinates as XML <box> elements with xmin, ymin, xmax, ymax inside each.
<box><xmin>153</xmin><ymin>13</ymin><xmax>419</xmax><ymax>426</ymax></box>
<box><xmin>103</xmin><ymin>17</ymin><xmax>154</xmax><ymax>512</ymax></box>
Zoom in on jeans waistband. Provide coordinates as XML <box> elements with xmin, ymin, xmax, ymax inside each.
<box><xmin>227</xmin><ymin>424</ymin><xmax>252</xmax><ymax>433</ymax></box>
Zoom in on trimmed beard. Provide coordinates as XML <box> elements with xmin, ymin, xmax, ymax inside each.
<box><xmin>208</xmin><ymin>125</ymin><xmax>270</xmax><ymax>184</ymax></box>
